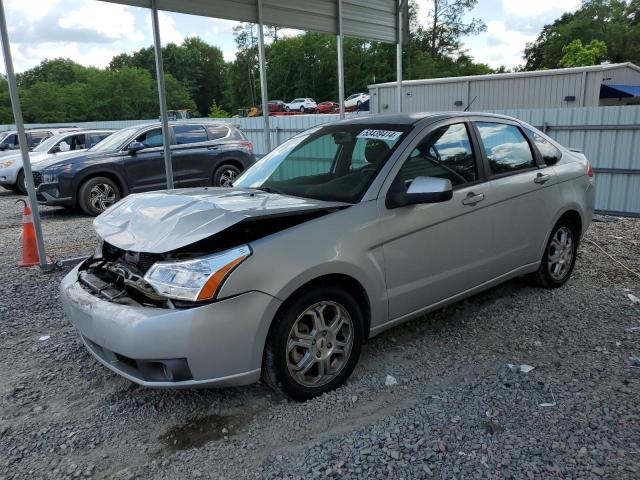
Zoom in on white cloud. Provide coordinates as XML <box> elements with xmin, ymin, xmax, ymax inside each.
<box><xmin>5</xmin><ymin>0</ymin><xmax>63</xmax><ymax>21</ymax></box>
<box><xmin>465</xmin><ymin>20</ymin><xmax>537</xmax><ymax>68</ymax></box>
<box><xmin>59</xmin><ymin>3</ymin><xmax>144</xmax><ymax>42</ymax></box>
<box><xmin>501</xmin><ymin>0</ymin><xmax>581</xmax><ymax>18</ymax></box>
<box><xmin>145</xmin><ymin>11</ymin><xmax>184</xmax><ymax>45</ymax></box>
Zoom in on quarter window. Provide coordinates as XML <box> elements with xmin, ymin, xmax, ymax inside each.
<box><xmin>174</xmin><ymin>124</ymin><xmax>208</xmax><ymax>144</ymax></box>
<box><xmin>526</xmin><ymin>129</ymin><xmax>562</xmax><ymax>165</ymax></box>
<box><xmin>476</xmin><ymin>122</ymin><xmax>535</xmax><ymax>174</ymax></box>
<box><xmin>206</xmin><ymin>125</ymin><xmax>229</xmax><ymax>141</ymax></box>
<box><xmin>398</xmin><ymin>123</ymin><xmax>477</xmax><ymax>187</ymax></box>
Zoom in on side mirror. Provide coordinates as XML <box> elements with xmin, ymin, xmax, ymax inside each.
<box><xmin>127</xmin><ymin>141</ymin><xmax>145</xmax><ymax>153</ymax></box>
<box><xmin>386</xmin><ymin>176</ymin><xmax>453</xmax><ymax>209</ymax></box>
<box><xmin>0</xmin><ymin>143</ymin><xmax>8</xmax><ymax>151</ymax></box>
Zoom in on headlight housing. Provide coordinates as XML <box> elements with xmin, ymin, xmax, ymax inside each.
<box><xmin>42</xmin><ymin>171</ymin><xmax>59</xmax><ymax>183</ymax></box>
<box><xmin>0</xmin><ymin>159</ymin><xmax>14</xmax><ymax>168</ymax></box>
<box><xmin>144</xmin><ymin>245</ymin><xmax>251</xmax><ymax>302</ymax></box>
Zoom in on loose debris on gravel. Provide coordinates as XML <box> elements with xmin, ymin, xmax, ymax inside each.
<box><xmin>1</xmin><ymin>189</ymin><xmax>639</xmax><ymax>479</ymax></box>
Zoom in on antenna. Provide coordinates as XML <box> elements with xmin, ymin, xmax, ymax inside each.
<box><xmin>464</xmin><ymin>96</ymin><xmax>477</xmax><ymax>112</ymax></box>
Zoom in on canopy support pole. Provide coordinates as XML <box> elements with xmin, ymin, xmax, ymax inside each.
<box><xmin>257</xmin><ymin>0</ymin><xmax>271</xmax><ymax>153</ymax></box>
<box><xmin>396</xmin><ymin>0</ymin><xmax>406</xmax><ymax>113</ymax></box>
<box><xmin>337</xmin><ymin>0</ymin><xmax>345</xmax><ymax>119</ymax></box>
<box><xmin>151</xmin><ymin>0</ymin><xmax>174</xmax><ymax>189</ymax></box>
<box><xmin>0</xmin><ymin>0</ymin><xmax>49</xmax><ymax>270</ymax></box>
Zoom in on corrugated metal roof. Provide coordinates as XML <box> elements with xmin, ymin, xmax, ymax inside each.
<box><xmin>600</xmin><ymin>83</ymin><xmax>640</xmax><ymax>98</ymax></box>
<box><xmin>369</xmin><ymin>63</ymin><xmax>640</xmax><ymax>88</ymax></box>
<box><xmin>98</xmin><ymin>0</ymin><xmax>405</xmax><ymax>44</ymax></box>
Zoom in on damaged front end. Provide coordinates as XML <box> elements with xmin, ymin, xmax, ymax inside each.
<box><xmin>77</xmin><ymin>207</ymin><xmax>341</xmax><ymax>309</ymax></box>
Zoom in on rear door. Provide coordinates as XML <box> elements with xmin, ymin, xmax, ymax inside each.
<box><xmin>170</xmin><ymin>124</ymin><xmax>215</xmax><ymax>187</ymax></box>
<box><xmin>379</xmin><ymin>120</ymin><xmax>497</xmax><ymax>320</ymax></box>
<box><xmin>472</xmin><ymin>118</ymin><xmax>559</xmax><ymax>272</ymax></box>
<box><xmin>123</xmin><ymin>128</ymin><xmax>168</xmax><ymax>192</ymax></box>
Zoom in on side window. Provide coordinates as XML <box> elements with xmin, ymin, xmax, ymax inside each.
<box><xmin>206</xmin><ymin>125</ymin><xmax>229</xmax><ymax>141</ymax></box>
<box><xmin>475</xmin><ymin>122</ymin><xmax>535</xmax><ymax>175</ymax></box>
<box><xmin>87</xmin><ymin>133</ymin><xmax>110</xmax><ymax>148</ymax></box>
<box><xmin>29</xmin><ymin>132</ymin><xmax>50</xmax><ymax>147</ymax></box>
<box><xmin>526</xmin><ymin>129</ymin><xmax>562</xmax><ymax>166</ymax></box>
<box><xmin>398</xmin><ymin>123</ymin><xmax>477</xmax><ymax>187</ymax></box>
<box><xmin>173</xmin><ymin>124</ymin><xmax>208</xmax><ymax>145</ymax></box>
<box><xmin>136</xmin><ymin>129</ymin><xmax>163</xmax><ymax>148</ymax></box>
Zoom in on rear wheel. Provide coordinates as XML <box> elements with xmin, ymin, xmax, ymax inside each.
<box><xmin>532</xmin><ymin>219</ymin><xmax>578</xmax><ymax>288</ymax></box>
<box><xmin>213</xmin><ymin>163</ymin><xmax>241</xmax><ymax>187</ymax></box>
<box><xmin>299</xmin><ymin>106</ymin><xmax>305</xmax><ymax>113</ymax></box>
<box><xmin>262</xmin><ymin>285</ymin><xmax>364</xmax><ymax>401</ymax></box>
<box><xmin>78</xmin><ymin>176</ymin><xmax>121</xmax><ymax>216</ymax></box>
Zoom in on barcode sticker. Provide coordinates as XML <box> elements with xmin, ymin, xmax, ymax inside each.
<box><xmin>357</xmin><ymin>129</ymin><xmax>403</xmax><ymax>141</ymax></box>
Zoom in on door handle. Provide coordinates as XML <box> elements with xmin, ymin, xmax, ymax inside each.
<box><xmin>534</xmin><ymin>172</ymin><xmax>551</xmax><ymax>184</ymax></box>
<box><xmin>462</xmin><ymin>192</ymin><xmax>485</xmax><ymax>205</ymax></box>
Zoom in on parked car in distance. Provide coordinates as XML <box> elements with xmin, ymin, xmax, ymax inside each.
<box><xmin>60</xmin><ymin>112</ymin><xmax>594</xmax><ymax>400</ymax></box>
<box><xmin>344</xmin><ymin>93</ymin><xmax>369</xmax><ymax>110</ymax></box>
<box><xmin>285</xmin><ymin>98</ymin><xmax>317</xmax><ymax>113</ymax></box>
<box><xmin>0</xmin><ymin>129</ymin><xmax>114</xmax><ymax>193</ymax></box>
<box><xmin>316</xmin><ymin>101</ymin><xmax>340</xmax><ymax>114</ymax></box>
<box><xmin>33</xmin><ymin>122</ymin><xmax>254</xmax><ymax>215</ymax></box>
<box><xmin>268</xmin><ymin>100</ymin><xmax>286</xmax><ymax>112</ymax></box>
<box><xmin>0</xmin><ymin>127</ymin><xmax>80</xmax><ymax>157</ymax></box>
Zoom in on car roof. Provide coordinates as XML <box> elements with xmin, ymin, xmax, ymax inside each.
<box><xmin>331</xmin><ymin>111</ymin><xmax>521</xmax><ymax>127</ymax></box>
<box><xmin>130</xmin><ymin>121</ymin><xmax>235</xmax><ymax>130</ymax></box>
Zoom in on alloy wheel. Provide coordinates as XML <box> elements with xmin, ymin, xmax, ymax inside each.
<box><xmin>89</xmin><ymin>183</ymin><xmax>116</xmax><ymax>211</ymax></box>
<box><xmin>547</xmin><ymin>226</ymin><xmax>574</xmax><ymax>281</ymax></box>
<box><xmin>286</xmin><ymin>301</ymin><xmax>354</xmax><ymax>388</ymax></box>
<box><xmin>219</xmin><ymin>168</ymin><xmax>238</xmax><ymax>187</ymax></box>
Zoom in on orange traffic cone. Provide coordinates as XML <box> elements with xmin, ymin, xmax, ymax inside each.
<box><xmin>17</xmin><ymin>200</ymin><xmax>39</xmax><ymax>267</ymax></box>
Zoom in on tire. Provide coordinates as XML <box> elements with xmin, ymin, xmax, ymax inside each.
<box><xmin>285</xmin><ymin>106</ymin><xmax>290</xmax><ymax>112</ymax></box>
<box><xmin>78</xmin><ymin>176</ymin><xmax>121</xmax><ymax>216</ymax></box>
<box><xmin>16</xmin><ymin>169</ymin><xmax>26</xmax><ymax>194</ymax></box>
<box><xmin>262</xmin><ymin>285</ymin><xmax>364</xmax><ymax>401</ymax></box>
<box><xmin>356</xmin><ymin>100</ymin><xmax>362</xmax><ymax>108</ymax></box>
<box><xmin>532</xmin><ymin>219</ymin><xmax>579</xmax><ymax>288</ymax></box>
<box><xmin>213</xmin><ymin>163</ymin><xmax>242</xmax><ymax>187</ymax></box>
<box><xmin>299</xmin><ymin>106</ymin><xmax>305</xmax><ymax>113</ymax></box>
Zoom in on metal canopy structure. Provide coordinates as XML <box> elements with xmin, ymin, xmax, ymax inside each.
<box><xmin>0</xmin><ymin>0</ymin><xmax>406</xmax><ymax>270</ymax></box>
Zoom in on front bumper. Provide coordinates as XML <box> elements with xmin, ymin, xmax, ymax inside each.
<box><xmin>36</xmin><ymin>182</ymin><xmax>73</xmax><ymax>207</ymax></box>
<box><xmin>0</xmin><ymin>164</ymin><xmax>19</xmax><ymax>185</ymax></box>
<box><xmin>60</xmin><ymin>264</ymin><xmax>282</xmax><ymax>388</ymax></box>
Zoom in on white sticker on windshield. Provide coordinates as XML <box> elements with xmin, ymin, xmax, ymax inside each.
<box><xmin>357</xmin><ymin>129</ymin><xmax>402</xmax><ymax>141</ymax></box>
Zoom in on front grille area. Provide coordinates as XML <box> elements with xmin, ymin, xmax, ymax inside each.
<box><xmin>31</xmin><ymin>171</ymin><xmax>43</xmax><ymax>187</ymax></box>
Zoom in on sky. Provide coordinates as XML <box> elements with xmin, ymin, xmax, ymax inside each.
<box><xmin>0</xmin><ymin>0</ymin><xmax>582</xmax><ymax>74</ymax></box>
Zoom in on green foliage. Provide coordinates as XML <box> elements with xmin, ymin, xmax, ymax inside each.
<box><xmin>208</xmin><ymin>100</ymin><xmax>231</xmax><ymax>118</ymax></box>
<box><xmin>559</xmin><ymin>39</ymin><xmax>608</xmax><ymax>67</ymax></box>
<box><xmin>524</xmin><ymin>0</ymin><xmax>640</xmax><ymax>69</ymax></box>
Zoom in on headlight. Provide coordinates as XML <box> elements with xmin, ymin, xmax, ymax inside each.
<box><xmin>42</xmin><ymin>172</ymin><xmax>59</xmax><ymax>183</ymax></box>
<box><xmin>0</xmin><ymin>159</ymin><xmax>14</xmax><ymax>168</ymax></box>
<box><xmin>144</xmin><ymin>245</ymin><xmax>251</xmax><ymax>302</ymax></box>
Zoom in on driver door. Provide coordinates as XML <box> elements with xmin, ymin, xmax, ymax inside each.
<box><xmin>378</xmin><ymin>120</ymin><xmax>497</xmax><ymax>320</ymax></box>
<box><xmin>124</xmin><ymin>128</ymin><xmax>169</xmax><ymax>192</ymax></box>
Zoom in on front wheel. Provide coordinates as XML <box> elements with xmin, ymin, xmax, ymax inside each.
<box><xmin>213</xmin><ymin>163</ymin><xmax>241</xmax><ymax>187</ymax></box>
<box><xmin>299</xmin><ymin>106</ymin><xmax>305</xmax><ymax>113</ymax></box>
<box><xmin>16</xmin><ymin>170</ymin><xmax>26</xmax><ymax>194</ymax></box>
<box><xmin>78</xmin><ymin>176</ymin><xmax>121</xmax><ymax>216</ymax></box>
<box><xmin>532</xmin><ymin>219</ymin><xmax>578</xmax><ymax>288</ymax></box>
<box><xmin>262</xmin><ymin>285</ymin><xmax>364</xmax><ymax>401</ymax></box>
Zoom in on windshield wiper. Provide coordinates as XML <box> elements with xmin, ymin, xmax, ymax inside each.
<box><xmin>255</xmin><ymin>186</ymin><xmax>286</xmax><ymax>195</ymax></box>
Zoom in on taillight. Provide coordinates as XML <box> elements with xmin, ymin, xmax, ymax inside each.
<box><xmin>587</xmin><ymin>162</ymin><xmax>594</xmax><ymax>177</ymax></box>
<box><xmin>242</xmin><ymin>141</ymin><xmax>253</xmax><ymax>155</ymax></box>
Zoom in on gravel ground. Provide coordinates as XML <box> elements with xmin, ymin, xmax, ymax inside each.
<box><xmin>1</xmin><ymin>188</ymin><xmax>639</xmax><ymax>480</ymax></box>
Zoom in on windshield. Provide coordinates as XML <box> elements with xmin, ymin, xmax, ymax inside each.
<box><xmin>234</xmin><ymin>123</ymin><xmax>412</xmax><ymax>203</ymax></box>
<box><xmin>88</xmin><ymin>127</ymin><xmax>137</xmax><ymax>153</ymax></box>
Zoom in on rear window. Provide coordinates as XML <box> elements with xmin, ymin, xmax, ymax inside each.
<box><xmin>206</xmin><ymin>125</ymin><xmax>230</xmax><ymax>141</ymax></box>
<box><xmin>173</xmin><ymin>124</ymin><xmax>208</xmax><ymax>144</ymax></box>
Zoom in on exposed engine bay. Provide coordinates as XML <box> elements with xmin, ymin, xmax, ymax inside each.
<box><xmin>77</xmin><ymin>209</ymin><xmax>339</xmax><ymax>308</ymax></box>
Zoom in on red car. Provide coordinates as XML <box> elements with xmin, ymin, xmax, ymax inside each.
<box><xmin>315</xmin><ymin>101</ymin><xmax>339</xmax><ymax>114</ymax></box>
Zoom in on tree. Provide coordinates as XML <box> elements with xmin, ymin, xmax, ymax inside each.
<box><xmin>208</xmin><ymin>99</ymin><xmax>231</xmax><ymax>118</ymax></box>
<box><xmin>559</xmin><ymin>39</ymin><xmax>608</xmax><ymax>67</ymax></box>
<box><xmin>415</xmin><ymin>0</ymin><xmax>486</xmax><ymax>58</ymax></box>
<box><xmin>524</xmin><ymin>0</ymin><xmax>640</xmax><ymax>70</ymax></box>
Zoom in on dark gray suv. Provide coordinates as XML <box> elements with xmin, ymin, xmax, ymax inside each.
<box><xmin>33</xmin><ymin>122</ymin><xmax>255</xmax><ymax>215</ymax></box>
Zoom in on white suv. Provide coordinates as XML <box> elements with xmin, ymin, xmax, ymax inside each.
<box><xmin>285</xmin><ymin>98</ymin><xmax>317</xmax><ymax>113</ymax></box>
<box><xmin>344</xmin><ymin>93</ymin><xmax>369</xmax><ymax>109</ymax></box>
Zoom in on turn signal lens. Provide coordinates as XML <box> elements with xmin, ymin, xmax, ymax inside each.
<box><xmin>144</xmin><ymin>245</ymin><xmax>251</xmax><ymax>302</ymax></box>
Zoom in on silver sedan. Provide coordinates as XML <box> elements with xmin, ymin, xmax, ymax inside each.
<box><xmin>60</xmin><ymin>113</ymin><xmax>595</xmax><ymax>400</ymax></box>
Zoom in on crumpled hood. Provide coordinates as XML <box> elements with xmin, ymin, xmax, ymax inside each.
<box><xmin>93</xmin><ymin>188</ymin><xmax>349</xmax><ymax>253</ymax></box>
